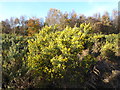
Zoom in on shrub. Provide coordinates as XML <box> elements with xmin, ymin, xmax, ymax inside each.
<box><xmin>27</xmin><ymin>24</ymin><xmax>97</xmax><ymax>88</ymax></box>
<box><xmin>101</xmin><ymin>34</ymin><xmax>119</xmax><ymax>58</ymax></box>
<box><xmin>90</xmin><ymin>33</ymin><xmax>119</xmax><ymax>60</ymax></box>
<box><xmin>2</xmin><ymin>34</ymin><xmax>30</xmax><ymax>88</ymax></box>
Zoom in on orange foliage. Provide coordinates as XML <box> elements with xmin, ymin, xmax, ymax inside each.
<box><xmin>27</xmin><ymin>18</ymin><xmax>41</xmax><ymax>36</ymax></box>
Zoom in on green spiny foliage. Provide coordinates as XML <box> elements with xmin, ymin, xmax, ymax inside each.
<box><xmin>101</xmin><ymin>34</ymin><xmax>120</xmax><ymax>58</ymax></box>
<box><xmin>2</xmin><ymin>23</ymin><xmax>120</xmax><ymax>89</ymax></box>
<box><xmin>90</xmin><ymin>33</ymin><xmax>119</xmax><ymax>60</ymax></box>
<box><xmin>2</xmin><ymin>34</ymin><xmax>30</xmax><ymax>88</ymax></box>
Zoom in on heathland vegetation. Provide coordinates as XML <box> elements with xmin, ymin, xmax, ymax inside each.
<box><xmin>1</xmin><ymin>8</ymin><xmax>120</xmax><ymax>89</ymax></box>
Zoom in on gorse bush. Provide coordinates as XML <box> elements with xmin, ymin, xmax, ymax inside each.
<box><xmin>101</xmin><ymin>34</ymin><xmax>120</xmax><ymax>59</ymax></box>
<box><xmin>27</xmin><ymin>23</ymin><xmax>97</xmax><ymax>88</ymax></box>
<box><xmin>2</xmin><ymin>34</ymin><xmax>30</xmax><ymax>88</ymax></box>
<box><xmin>2</xmin><ymin>23</ymin><xmax>120</xmax><ymax>89</ymax></box>
<box><xmin>90</xmin><ymin>33</ymin><xmax>120</xmax><ymax>60</ymax></box>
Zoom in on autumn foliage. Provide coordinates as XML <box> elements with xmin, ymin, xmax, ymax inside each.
<box><xmin>27</xmin><ymin>17</ymin><xmax>42</xmax><ymax>36</ymax></box>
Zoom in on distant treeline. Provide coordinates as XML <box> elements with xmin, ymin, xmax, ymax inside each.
<box><xmin>1</xmin><ymin>8</ymin><xmax>120</xmax><ymax>36</ymax></box>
